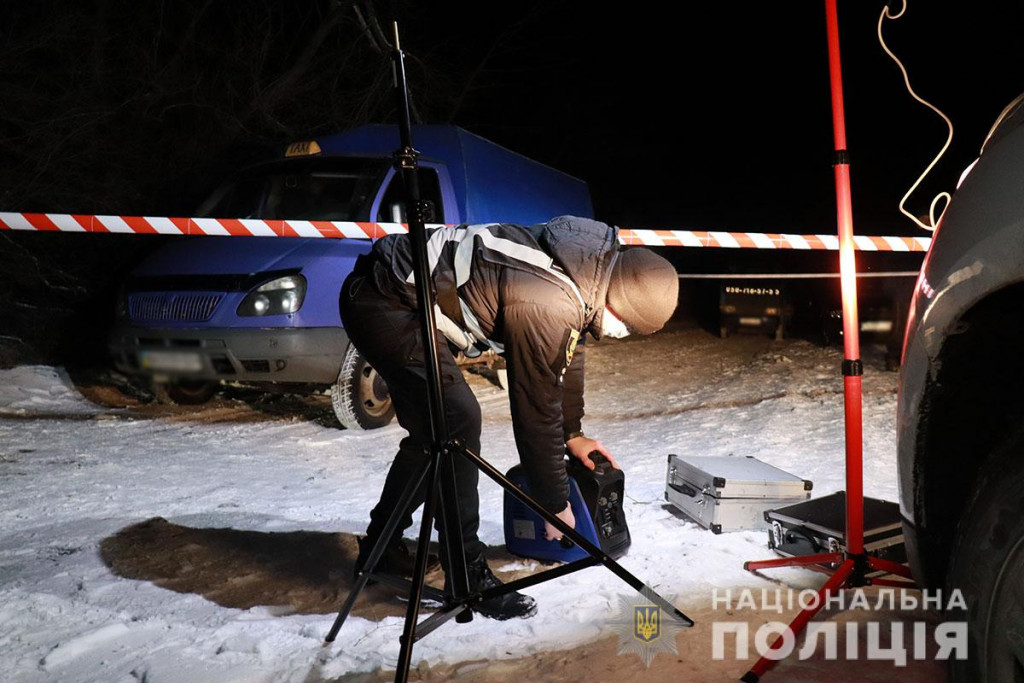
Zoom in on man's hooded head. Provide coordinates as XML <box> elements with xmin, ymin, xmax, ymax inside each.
<box><xmin>601</xmin><ymin>247</ymin><xmax>678</xmax><ymax>337</ymax></box>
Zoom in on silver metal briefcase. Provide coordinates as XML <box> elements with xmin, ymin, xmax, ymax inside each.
<box><xmin>665</xmin><ymin>454</ymin><xmax>812</xmax><ymax>533</ymax></box>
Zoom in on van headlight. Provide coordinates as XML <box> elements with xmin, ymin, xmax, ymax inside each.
<box><xmin>115</xmin><ymin>286</ymin><xmax>129</xmax><ymax>318</ymax></box>
<box><xmin>237</xmin><ymin>274</ymin><xmax>306</xmax><ymax>316</ymax></box>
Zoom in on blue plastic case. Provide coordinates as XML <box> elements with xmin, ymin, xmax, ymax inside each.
<box><xmin>503</xmin><ymin>455</ymin><xmax>630</xmax><ymax>563</ymax></box>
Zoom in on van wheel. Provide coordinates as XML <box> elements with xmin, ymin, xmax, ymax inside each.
<box><xmin>946</xmin><ymin>433</ymin><xmax>1024</xmax><ymax>681</ymax></box>
<box><xmin>332</xmin><ymin>344</ymin><xmax>395</xmax><ymax>430</ymax></box>
<box><xmin>493</xmin><ymin>356</ymin><xmax>509</xmax><ymax>391</ymax></box>
<box><xmin>155</xmin><ymin>380</ymin><xmax>219</xmax><ymax>405</ymax></box>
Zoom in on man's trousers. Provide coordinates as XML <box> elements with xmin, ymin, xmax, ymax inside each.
<box><xmin>339</xmin><ymin>260</ymin><xmax>487</xmax><ymax>565</ymax></box>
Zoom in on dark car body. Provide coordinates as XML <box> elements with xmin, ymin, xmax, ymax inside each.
<box><xmin>895</xmin><ymin>91</ymin><xmax>1024</xmax><ymax>683</ymax></box>
<box><xmin>897</xmin><ymin>93</ymin><xmax>1024</xmax><ymax>588</ymax></box>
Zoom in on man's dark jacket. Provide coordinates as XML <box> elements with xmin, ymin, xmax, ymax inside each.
<box><xmin>365</xmin><ymin>215</ymin><xmax>620</xmax><ymax>512</ymax></box>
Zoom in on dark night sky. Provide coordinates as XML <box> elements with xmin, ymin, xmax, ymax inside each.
<box><xmin>2</xmin><ymin>1</ymin><xmax>1022</xmax><ymax>234</ymax></box>
<box><xmin>410</xmin><ymin>2</ymin><xmax>1023</xmax><ymax>235</ymax></box>
<box><xmin>1</xmin><ymin>1</ymin><xmax>1022</xmax><ymax>365</ymax></box>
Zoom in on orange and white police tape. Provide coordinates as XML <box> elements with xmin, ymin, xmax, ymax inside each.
<box><xmin>616</xmin><ymin>228</ymin><xmax>930</xmax><ymax>251</ymax></box>
<box><xmin>0</xmin><ymin>213</ymin><xmax>932</xmax><ymax>252</ymax></box>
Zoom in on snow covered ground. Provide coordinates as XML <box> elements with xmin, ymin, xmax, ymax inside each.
<box><xmin>0</xmin><ymin>328</ymin><xmax>918</xmax><ymax>682</ymax></box>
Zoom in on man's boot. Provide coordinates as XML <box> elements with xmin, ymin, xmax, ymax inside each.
<box><xmin>461</xmin><ymin>555</ymin><xmax>537</xmax><ymax>620</ymax></box>
<box><xmin>353</xmin><ymin>535</ymin><xmax>440</xmax><ymax>581</ymax></box>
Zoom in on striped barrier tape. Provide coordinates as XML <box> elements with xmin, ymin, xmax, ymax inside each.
<box><xmin>0</xmin><ymin>213</ymin><xmax>407</xmax><ymax>239</ymax></box>
<box><xmin>616</xmin><ymin>228</ymin><xmax>931</xmax><ymax>252</ymax></box>
<box><xmin>0</xmin><ymin>213</ymin><xmax>932</xmax><ymax>252</ymax></box>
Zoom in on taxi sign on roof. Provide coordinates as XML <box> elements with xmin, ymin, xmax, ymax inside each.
<box><xmin>284</xmin><ymin>140</ymin><xmax>322</xmax><ymax>157</ymax></box>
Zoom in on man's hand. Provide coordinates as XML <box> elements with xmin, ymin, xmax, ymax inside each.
<box><xmin>544</xmin><ymin>501</ymin><xmax>576</xmax><ymax>541</ymax></box>
<box><xmin>566</xmin><ymin>435</ymin><xmax>621</xmax><ymax>471</ymax></box>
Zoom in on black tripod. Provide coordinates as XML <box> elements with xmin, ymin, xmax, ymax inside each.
<box><xmin>324</xmin><ymin>24</ymin><xmax>693</xmax><ymax>682</ymax></box>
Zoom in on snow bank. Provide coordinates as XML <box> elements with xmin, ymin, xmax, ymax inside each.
<box><xmin>0</xmin><ymin>366</ymin><xmax>103</xmax><ymax>416</ymax></box>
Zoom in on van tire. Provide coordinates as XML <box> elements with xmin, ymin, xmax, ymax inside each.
<box><xmin>946</xmin><ymin>430</ymin><xmax>1024</xmax><ymax>681</ymax></box>
<box><xmin>155</xmin><ymin>380</ymin><xmax>219</xmax><ymax>405</ymax></box>
<box><xmin>332</xmin><ymin>343</ymin><xmax>395</xmax><ymax>430</ymax></box>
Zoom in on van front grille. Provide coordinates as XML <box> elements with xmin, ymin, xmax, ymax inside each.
<box><xmin>128</xmin><ymin>293</ymin><xmax>223</xmax><ymax>322</ymax></box>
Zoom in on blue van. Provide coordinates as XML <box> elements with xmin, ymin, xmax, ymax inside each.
<box><xmin>109</xmin><ymin>125</ymin><xmax>594</xmax><ymax>428</ymax></box>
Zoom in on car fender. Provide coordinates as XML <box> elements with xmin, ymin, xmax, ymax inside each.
<box><xmin>898</xmin><ymin>122</ymin><xmax>1024</xmax><ymax>527</ymax></box>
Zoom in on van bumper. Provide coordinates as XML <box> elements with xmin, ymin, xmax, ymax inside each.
<box><xmin>109</xmin><ymin>324</ymin><xmax>348</xmax><ymax>385</ymax></box>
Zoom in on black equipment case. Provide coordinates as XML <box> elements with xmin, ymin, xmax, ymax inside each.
<box><xmin>765</xmin><ymin>491</ymin><xmax>907</xmax><ymax>570</ymax></box>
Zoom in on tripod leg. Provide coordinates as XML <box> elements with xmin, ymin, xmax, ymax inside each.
<box><xmin>452</xmin><ymin>440</ymin><xmax>694</xmax><ymax>627</ymax></box>
<box><xmin>744</xmin><ymin>553</ymin><xmax>845</xmax><ymax>572</ymax></box>
<box><xmin>868</xmin><ymin>555</ymin><xmax>915</xmax><ymax>581</ymax></box>
<box><xmin>394</xmin><ymin>448</ymin><xmax>443</xmax><ymax>682</ymax></box>
<box><xmin>740</xmin><ymin>558</ymin><xmax>854</xmax><ymax>682</ymax></box>
<box><xmin>436</xmin><ymin>443</ymin><xmax>472</xmax><ymax>623</ymax></box>
<box><xmin>324</xmin><ymin>458</ymin><xmax>432</xmax><ymax>643</ymax></box>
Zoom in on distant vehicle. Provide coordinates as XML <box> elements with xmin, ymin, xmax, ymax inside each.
<box><xmin>817</xmin><ymin>277</ymin><xmax>914</xmax><ymax>369</ymax></box>
<box><xmin>718</xmin><ymin>282</ymin><xmax>787</xmax><ymax>340</ymax></box>
<box><xmin>109</xmin><ymin>124</ymin><xmax>594</xmax><ymax>429</ymax></box>
<box><xmin>897</xmin><ymin>91</ymin><xmax>1024</xmax><ymax>681</ymax></box>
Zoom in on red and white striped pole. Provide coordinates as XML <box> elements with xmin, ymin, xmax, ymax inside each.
<box><xmin>825</xmin><ymin>0</ymin><xmax>865</xmax><ymax>560</ymax></box>
<box><xmin>738</xmin><ymin>3</ymin><xmax>920</xmax><ymax>680</ymax></box>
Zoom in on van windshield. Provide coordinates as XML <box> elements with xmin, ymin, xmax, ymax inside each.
<box><xmin>198</xmin><ymin>157</ymin><xmax>388</xmax><ymax>221</ymax></box>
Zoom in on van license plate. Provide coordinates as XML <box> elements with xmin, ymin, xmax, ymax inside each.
<box><xmin>860</xmin><ymin>320</ymin><xmax>893</xmax><ymax>333</ymax></box>
<box><xmin>139</xmin><ymin>350</ymin><xmax>203</xmax><ymax>373</ymax></box>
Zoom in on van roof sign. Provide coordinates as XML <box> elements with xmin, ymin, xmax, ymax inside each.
<box><xmin>284</xmin><ymin>140</ymin><xmax>322</xmax><ymax>157</ymax></box>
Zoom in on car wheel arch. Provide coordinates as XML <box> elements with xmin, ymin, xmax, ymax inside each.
<box><xmin>910</xmin><ymin>281</ymin><xmax>1024</xmax><ymax>588</ymax></box>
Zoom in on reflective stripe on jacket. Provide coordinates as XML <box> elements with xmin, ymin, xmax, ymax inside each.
<box><xmin>370</xmin><ymin>216</ymin><xmax>619</xmax><ymax>511</ymax></box>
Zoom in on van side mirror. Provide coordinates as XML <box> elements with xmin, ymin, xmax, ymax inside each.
<box><xmin>386</xmin><ymin>200</ymin><xmax>436</xmax><ymax>223</ymax></box>
<box><xmin>419</xmin><ymin>199</ymin><xmax>436</xmax><ymax>223</ymax></box>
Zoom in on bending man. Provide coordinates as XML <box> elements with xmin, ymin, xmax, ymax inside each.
<box><xmin>339</xmin><ymin>215</ymin><xmax>678</xmax><ymax>620</ymax></box>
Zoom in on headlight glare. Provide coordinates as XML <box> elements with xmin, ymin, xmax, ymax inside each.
<box><xmin>237</xmin><ymin>274</ymin><xmax>306</xmax><ymax>316</ymax></box>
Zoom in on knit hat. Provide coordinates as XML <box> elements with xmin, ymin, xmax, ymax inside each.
<box><xmin>604</xmin><ymin>248</ymin><xmax>678</xmax><ymax>335</ymax></box>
